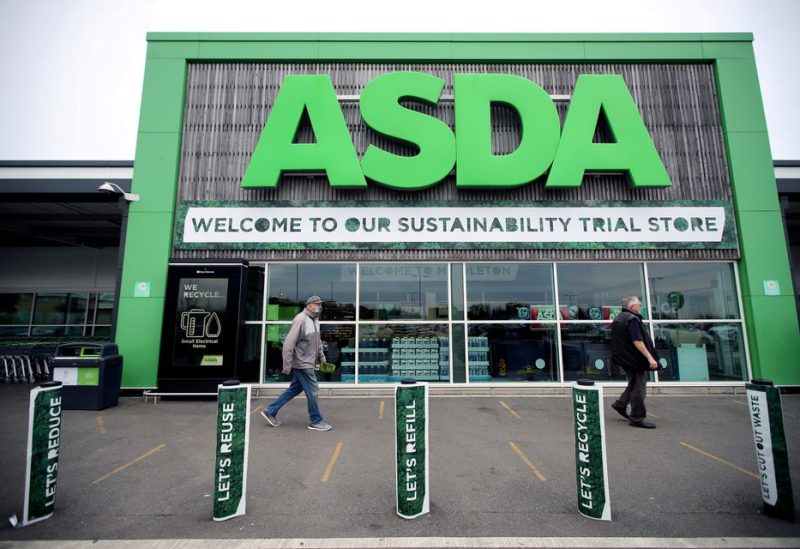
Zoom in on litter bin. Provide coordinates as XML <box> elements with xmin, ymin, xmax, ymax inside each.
<box><xmin>51</xmin><ymin>342</ymin><xmax>123</xmax><ymax>410</ymax></box>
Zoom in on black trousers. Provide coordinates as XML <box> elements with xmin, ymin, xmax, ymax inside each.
<box><xmin>615</xmin><ymin>367</ymin><xmax>648</xmax><ymax>421</ymax></box>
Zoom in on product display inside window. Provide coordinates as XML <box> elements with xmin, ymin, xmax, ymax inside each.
<box><xmin>254</xmin><ymin>261</ymin><xmax>748</xmax><ymax>384</ymax></box>
<box><xmin>654</xmin><ymin>322</ymin><xmax>746</xmax><ymax>381</ymax></box>
<box><xmin>358</xmin><ymin>324</ymin><xmax>449</xmax><ymax>383</ymax></box>
<box><xmin>466</xmin><ymin>264</ymin><xmax>554</xmax><ymax>321</ymax></box>
<box><xmin>467</xmin><ymin>324</ymin><xmax>557</xmax><ymax>382</ymax></box>
<box><xmin>263</xmin><ymin>323</ymin><xmax>356</xmax><ymax>383</ymax></box>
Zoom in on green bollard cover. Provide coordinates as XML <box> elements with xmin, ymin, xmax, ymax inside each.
<box><xmin>745</xmin><ymin>381</ymin><xmax>796</xmax><ymax>522</ymax></box>
<box><xmin>213</xmin><ymin>383</ymin><xmax>251</xmax><ymax>521</ymax></box>
<box><xmin>572</xmin><ymin>382</ymin><xmax>611</xmax><ymax>521</ymax></box>
<box><xmin>395</xmin><ymin>381</ymin><xmax>429</xmax><ymax>519</ymax></box>
<box><xmin>22</xmin><ymin>382</ymin><xmax>63</xmax><ymax>526</ymax></box>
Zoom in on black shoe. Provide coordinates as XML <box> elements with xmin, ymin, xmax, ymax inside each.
<box><xmin>629</xmin><ymin>419</ymin><xmax>656</xmax><ymax>429</ymax></box>
<box><xmin>611</xmin><ymin>402</ymin><xmax>629</xmax><ymax>419</ymax></box>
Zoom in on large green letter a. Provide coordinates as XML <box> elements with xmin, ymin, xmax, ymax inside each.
<box><xmin>241</xmin><ymin>74</ymin><xmax>366</xmax><ymax>188</ymax></box>
<box><xmin>546</xmin><ymin>74</ymin><xmax>671</xmax><ymax>188</ymax></box>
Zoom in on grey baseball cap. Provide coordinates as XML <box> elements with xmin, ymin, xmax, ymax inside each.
<box><xmin>306</xmin><ymin>295</ymin><xmax>325</xmax><ymax>305</ymax></box>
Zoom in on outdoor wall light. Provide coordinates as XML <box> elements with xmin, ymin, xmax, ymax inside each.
<box><xmin>98</xmin><ymin>181</ymin><xmax>140</xmax><ymax>203</ymax></box>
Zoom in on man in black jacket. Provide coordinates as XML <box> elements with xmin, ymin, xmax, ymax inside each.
<box><xmin>610</xmin><ymin>296</ymin><xmax>659</xmax><ymax>429</ymax></box>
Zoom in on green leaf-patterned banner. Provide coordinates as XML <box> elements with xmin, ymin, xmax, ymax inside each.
<box><xmin>175</xmin><ymin>199</ymin><xmax>737</xmax><ymax>251</ymax></box>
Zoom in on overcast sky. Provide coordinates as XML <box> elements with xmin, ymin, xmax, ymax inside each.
<box><xmin>0</xmin><ymin>0</ymin><xmax>798</xmax><ymax>161</ymax></box>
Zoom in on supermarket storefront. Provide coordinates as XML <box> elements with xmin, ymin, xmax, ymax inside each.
<box><xmin>116</xmin><ymin>33</ymin><xmax>800</xmax><ymax>390</ymax></box>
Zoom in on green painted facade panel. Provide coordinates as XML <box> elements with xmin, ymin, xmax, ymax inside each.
<box><xmin>317</xmin><ymin>41</ymin><xmax>454</xmax><ymax>60</ymax></box>
<box><xmin>116</xmin><ymin>296</ymin><xmax>166</xmax><ymax>388</ymax></box>
<box><xmin>146</xmin><ymin>41</ymin><xmax>200</xmax><ymax>60</ymax></box>
<box><xmin>742</xmin><ymin>296</ymin><xmax>800</xmax><ymax>386</ymax></box>
<box><xmin>715</xmin><ymin>58</ymin><xmax>769</xmax><ymax>134</ymax></box>
<box><xmin>119</xmin><ymin>212</ymin><xmax>175</xmax><ymax>299</ymax></box>
<box><xmin>701</xmin><ymin>41</ymin><xmax>755</xmax><ymax>60</ymax></box>
<box><xmin>736</xmin><ymin>211</ymin><xmax>794</xmax><ymax>297</ymax></box>
<box><xmin>197</xmin><ymin>41</ymin><xmax>320</xmax><ymax>60</ymax></box>
<box><xmin>119</xmin><ymin>32</ymin><xmax>800</xmax><ymax>387</ymax></box>
<box><xmin>725</xmin><ymin>132</ymin><xmax>781</xmax><ymax>212</ymax></box>
<box><xmin>583</xmin><ymin>42</ymin><xmax>704</xmax><ymax>60</ymax></box>
<box><xmin>449</xmin><ymin>42</ymin><xmax>586</xmax><ymax>60</ymax></box>
<box><xmin>130</xmin><ymin>132</ymin><xmax>182</xmax><ymax>213</ymax></box>
<box><xmin>137</xmin><ymin>59</ymin><xmax>187</xmax><ymax>133</ymax></box>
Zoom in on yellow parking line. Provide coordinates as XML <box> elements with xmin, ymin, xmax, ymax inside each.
<box><xmin>680</xmin><ymin>441</ymin><xmax>758</xmax><ymax>480</ymax></box>
<box><xmin>379</xmin><ymin>401</ymin><xmax>385</xmax><ymax>420</ymax></box>
<box><xmin>92</xmin><ymin>443</ymin><xmax>167</xmax><ymax>485</ymax></box>
<box><xmin>508</xmin><ymin>442</ymin><xmax>546</xmax><ymax>481</ymax></box>
<box><xmin>499</xmin><ymin>400</ymin><xmax>522</xmax><ymax>420</ymax></box>
<box><xmin>96</xmin><ymin>415</ymin><xmax>106</xmax><ymax>435</ymax></box>
<box><xmin>321</xmin><ymin>442</ymin><xmax>344</xmax><ymax>483</ymax></box>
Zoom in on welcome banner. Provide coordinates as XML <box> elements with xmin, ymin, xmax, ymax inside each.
<box><xmin>176</xmin><ymin>200</ymin><xmax>737</xmax><ymax>251</ymax></box>
<box><xmin>572</xmin><ymin>380</ymin><xmax>611</xmax><ymax>521</ymax></box>
<box><xmin>746</xmin><ymin>380</ymin><xmax>795</xmax><ymax>522</ymax></box>
<box><xmin>213</xmin><ymin>381</ymin><xmax>251</xmax><ymax>521</ymax></box>
<box><xmin>395</xmin><ymin>381</ymin><xmax>429</xmax><ymax>519</ymax></box>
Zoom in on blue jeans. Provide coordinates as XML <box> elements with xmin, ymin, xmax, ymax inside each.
<box><xmin>266</xmin><ymin>368</ymin><xmax>324</xmax><ymax>424</ymax></box>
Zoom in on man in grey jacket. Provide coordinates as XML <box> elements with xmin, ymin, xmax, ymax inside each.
<box><xmin>261</xmin><ymin>295</ymin><xmax>332</xmax><ymax>431</ymax></box>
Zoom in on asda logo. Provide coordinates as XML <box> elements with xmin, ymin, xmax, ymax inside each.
<box><xmin>241</xmin><ymin>72</ymin><xmax>671</xmax><ymax>190</ymax></box>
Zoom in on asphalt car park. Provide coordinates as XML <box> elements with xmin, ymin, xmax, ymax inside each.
<box><xmin>1</xmin><ymin>383</ymin><xmax>799</xmax><ymax>547</ymax></box>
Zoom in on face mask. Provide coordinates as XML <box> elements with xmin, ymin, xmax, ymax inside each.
<box><xmin>311</xmin><ymin>305</ymin><xmax>321</xmax><ymax>315</ymax></box>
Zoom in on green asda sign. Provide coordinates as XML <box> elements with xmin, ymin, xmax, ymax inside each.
<box><xmin>242</xmin><ymin>72</ymin><xmax>671</xmax><ymax>190</ymax></box>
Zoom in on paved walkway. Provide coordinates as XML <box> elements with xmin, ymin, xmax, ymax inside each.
<box><xmin>1</xmin><ymin>384</ymin><xmax>799</xmax><ymax>548</ymax></box>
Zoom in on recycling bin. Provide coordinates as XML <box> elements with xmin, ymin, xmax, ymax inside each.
<box><xmin>51</xmin><ymin>342</ymin><xmax>123</xmax><ymax>410</ymax></box>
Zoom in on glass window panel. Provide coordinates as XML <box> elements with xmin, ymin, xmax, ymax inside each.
<box><xmin>263</xmin><ymin>324</ymin><xmax>292</xmax><ymax>383</ymax></box>
<box><xmin>246</xmin><ymin>265</ymin><xmax>265</xmax><ymax>321</ymax></box>
<box><xmin>92</xmin><ymin>326</ymin><xmax>111</xmax><ymax>337</ymax></box>
<box><xmin>359</xmin><ymin>323</ymin><xmax>449</xmax><ymax>382</ymax></box>
<box><xmin>451</xmin><ymin>264</ymin><xmax>465</xmax><ymax>321</ymax></box>
<box><xmin>267</xmin><ymin>264</ymin><xmax>356</xmax><ymax>321</ymax></box>
<box><xmin>65</xmin><ymin>293</ymin><xmax>89</xmax><ymax>324</ymax></box>
<box><xmin>557</xmin><ymin>264</ymin><xmax>646</xmax><ymax>320</ymax></box>
<box><xmin>560</xmin><ymin>323</ymin><xmax>627</xmax><ymax>382</ymax></box>
<box><xmin>0</xmin><ymin>326</ymin><xmax>30</xmax><ymax>336</ymax></box>
<box><xmin>451</xmin><ymin>323</ymin><xmax>466</xmax><ymax>383</ymax></box>
<box><xmin>647</xmin><ymin>263</ymin><xmax>740</xmax><ymax>320</ymax></box>
<box><xmin>241</xmin><ymin>324</ymin><xmax>262</xmax><ymax>382</ymax></box>
<box><xmin>65</xmin><ymin>326</ymin><xmax>86</xmax><ymax>336</ymax></box>
<box><xmin>468</xmin><ymin>323</ymin><xmax>558</xmax><ymax>382</ymax></box>
<box><xmin>319</xmin><ymin>324</ymin><xmax>356</xmax><ymax>383</ymax></box>
<box><xmin>94</xmin><ymin>292</ymin><xmax>115</xmax><ymax>325</ymax></box>
<box><xmin>0</xmin><ymin>293</ymin><xmax>33</xmax><ymax>324</ymax></box>
<box><xmin>31</xmin><ymin>325</ymin><xmax>68</xmax><ymax>336</ymax></box>
<box><xmin>653</xmin><ymin>322</ymin><xmax>746</xmax><ymax>381</ymax></box>
<box><xmin>360</xmin><ymin>264</ymin><xmax>449</xmax><ymax>321</ymax></box>
<box><xmin>467</xmin><ymin>264</ymin><xmax>554</xmax><ymax>321</ymax></box>
<box><xmin>87</xmin><ymin>293</ymin><xmax>97</xmax><ymax>325</ymax></box>
<box><xmin>261</xmin><ymin>323</ymin><xmax>356</xmax><ymax>384</ymax></box>
<box><xmin>33</xmin><ymin>293</ymin><xmax>89</xmax><ymax>325</ymax></box>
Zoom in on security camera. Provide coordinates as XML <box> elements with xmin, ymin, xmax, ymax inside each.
<box><xmin>98</xmin><ymin>182</ymin><xmax>140</xmax><ymax>202</ymax></box>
